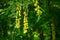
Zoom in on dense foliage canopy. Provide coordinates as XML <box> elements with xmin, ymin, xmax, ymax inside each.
<box><xmin>0</xmin><ymin>0</ymin><xmax>60</xmax><ymax>40</ymax></box>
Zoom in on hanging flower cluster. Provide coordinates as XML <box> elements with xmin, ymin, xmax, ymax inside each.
<box><xmin>15</xmin><ymin>6</ymin><xmax>21</xmax><ymax>29</ymax></box>
<box><xmin>23</xmin><ymin>11</ymin><xmax>28</xmax><ymax>33</ymax></box>
<box><xmin>32</xmin><ymin>0</ymin><xmax>42</xmax><ymax>15</ymax></box>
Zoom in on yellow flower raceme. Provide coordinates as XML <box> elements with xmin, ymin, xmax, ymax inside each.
<box><xmin>15</xmin><ymin>7</ymin><xmax>21</xmax><ymax>29</ymax></box>
<box><xmin>32</xmin><ymin>0</ymin><xmax>42</xmax><ymax>15</ymax></box>
<box><xmin>23</xmin><ymin>11</ymin><xmax>28</xmax><ymax>33</ymax></box>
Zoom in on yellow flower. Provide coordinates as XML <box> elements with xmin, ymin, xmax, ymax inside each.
<box><xmin>35</xmin><ymin>8</ymin><xmax>38</xmax><ymax>11</ymax></box>
<box><xmin>23</xmin><ymin>11</ymin><xmax>28</xmax><ymax>16</ymax></box>
<box><xmin>35</xmin><ymin>0</ymin><xmax>38</xmax><ymax>4</ymax></box>
<box><xmin>37</xmin><ymin>6</ymin><xmax>40</xmax><ymax>9</ymax></box>
<box><xmin>15</xmin><ymin>19</ymin><xmax>20</xmax><ymax>28</ymax></box>
<box><xmin>23</xmin><ymin>30</ymin><xmax>27</xmax><ymax>33</ymax></box>
<box><xmin>24</xmin><ymin>23</ymin><xmax>28</xmax><ymax>27</ymax></box>
<box><xmin>34</xmin><ymin>3</ymin><xmax>37</xmax><ymax>6</ymax></box>
<box><xmin>37</xmin><ymin>10</ymin><xmax>42</xmax><ymax>15</ymax></box>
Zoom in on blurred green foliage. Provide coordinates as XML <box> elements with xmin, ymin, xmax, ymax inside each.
<box><xmin>0</xmin><ymin>0</ymin><xmax>60</xmax><ymax>40</ymax></box>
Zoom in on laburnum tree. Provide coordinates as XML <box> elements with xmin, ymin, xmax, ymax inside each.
<box><xmin>0</xmin><ymin>0</ymin><xmax>60</xmax><ymax>40</ymax></box>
